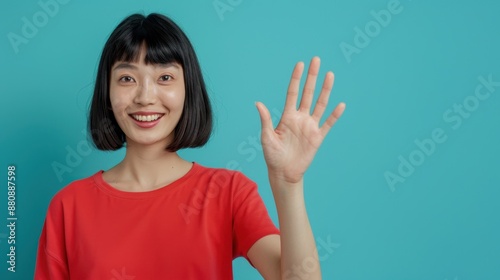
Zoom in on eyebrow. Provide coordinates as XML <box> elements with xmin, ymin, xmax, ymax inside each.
<box><xmin>113</xmin><ymin>62</ymin><xmax>180</xmax><ymax>71</ymax></box>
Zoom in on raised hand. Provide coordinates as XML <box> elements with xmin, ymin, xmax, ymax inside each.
<box><xmin>256</xmin><ymin>57</ymin><xmax>345</xmax><ymax>184</ymax></box>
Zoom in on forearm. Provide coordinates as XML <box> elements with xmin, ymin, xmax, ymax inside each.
<box><xmin>269</xmin><ymin>175</ymin><xmax>321</xmax><ymax>280</ymax></box>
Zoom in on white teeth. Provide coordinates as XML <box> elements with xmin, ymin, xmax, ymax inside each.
<box><xmin>131</xmin><ymin>114</ymin><xmax>162</xmax><ymax>122</ymax></box>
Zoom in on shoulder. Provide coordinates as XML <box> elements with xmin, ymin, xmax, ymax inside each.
<box><xmin>192</xmin><ymin>162</ymin><xmax>255</xmax><ymax>188</ymax></box>
<box><xmin>41</xmin><ymin>171</ymin><xmax>100</xmax><ymax>220</ymax></box>
<box><xmin>190</xmin><ymin>163</ymin><xmax>261</xmax><ymax>204</ymax></box>
<box><xmin>49</xmin><ymin>171</ymin><xmax>101</xmax><ymax>207</ymax></box>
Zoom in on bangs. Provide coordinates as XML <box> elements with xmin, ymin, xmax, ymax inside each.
<box><xmin>107</xmin><ymin>15</ymin><xmax>183</xmax><ymax>67</ymax></box>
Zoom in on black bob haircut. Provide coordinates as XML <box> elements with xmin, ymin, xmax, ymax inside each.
<box><xmin>89</xmin><ymin>13</ymin><xmax>212</xmax><ymax>152</ymax></box>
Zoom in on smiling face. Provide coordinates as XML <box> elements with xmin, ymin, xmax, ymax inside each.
<box><xmin>109</xmin><ymin>48</ymin><xmax>185</xmax><ymax>147</ymax></box>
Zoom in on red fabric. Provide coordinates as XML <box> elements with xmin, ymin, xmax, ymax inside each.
<box><xmin>34</xmin><ymin>162</ymin><xmax>280</xmax><ymax>279</ymax></box>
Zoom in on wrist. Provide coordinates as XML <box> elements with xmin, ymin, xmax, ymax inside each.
<box><xmin>267</xmin><ymin>168</ymin><xmax>304</xmax><ymax>184</ymax></box>
<box><xmin>268</xmin><ymin>172</ymin><xmax>304</xmax><ymax>196</ymax></box>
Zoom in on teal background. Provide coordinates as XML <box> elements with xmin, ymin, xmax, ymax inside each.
<box><xmin>1</xmin><ymin>0</ymin><xmax>499</xmax><ymax>279</ymax></box>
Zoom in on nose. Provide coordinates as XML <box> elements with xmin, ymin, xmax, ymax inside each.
<box><xmin>133</xmin><ymin>79</ymin><xmax>157</xmax><ymax>105</ymax></box>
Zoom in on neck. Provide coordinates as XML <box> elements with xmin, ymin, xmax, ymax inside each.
<box><xmin>112</xmin><ymin>138</ymin><xmax>191</xmax><ymax>191</ymax></box>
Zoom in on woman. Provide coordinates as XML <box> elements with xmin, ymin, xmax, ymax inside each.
<box><xmin>34</xmin><ymin>13</ymin><xmax>345</xmax><ymax>279</ymax></box>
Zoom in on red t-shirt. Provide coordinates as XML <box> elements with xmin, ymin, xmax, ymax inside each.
<box><xmin>34</xmin><ymin>162</ymin><xmax>280</xmax><ymax>279</ymax></box>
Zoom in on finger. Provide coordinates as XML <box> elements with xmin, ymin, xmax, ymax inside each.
<box><xmin>320</xmin><ymin>102</ymin><xmax>346</xmax><ymax>137</ymax></box>
<box><xmin>255</xmin><ymin>101</ymin><xmax>274</xmax><ymax>133</ymax></box>
<box><xmin>312</xmin><ymin>71</ymin><xmax>334</xmax><ymax>122</ymax></box>
<box><xmin>298</xmin><ymin>56</ymin><xmax>320</xmax><ymax>114</ymax></box>
<box><xmin>284</xmin><ymin>61</ymin><xmax>304</xmax><ymax>112</ymax></box>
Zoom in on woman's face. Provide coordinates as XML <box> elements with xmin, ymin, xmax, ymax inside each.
<box><xmin>109</xmin><ymin>49</ymin><xmax>185</xmax><ymax>147</ymax></box>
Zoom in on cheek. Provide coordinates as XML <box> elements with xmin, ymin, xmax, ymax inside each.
<box><xmin>161</xmin><ymin>89</ymin><xmax>185</xmax><ymax>110</ymax></box>
<box><xmin>109</xmin><ymin>92</ymin><xmax>129</xmax><ymax>118</ymax></box>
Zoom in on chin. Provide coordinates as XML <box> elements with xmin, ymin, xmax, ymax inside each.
<box><xmin>124</xmin><ymin>134</ymin><xmax>167</xmax><ymax>146</ymax></box>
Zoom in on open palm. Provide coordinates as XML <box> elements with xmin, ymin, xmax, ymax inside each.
<box><xmin>256</xmin><ymin>57</ymin><xmax>346</xmax><ymax>184</ymax></box>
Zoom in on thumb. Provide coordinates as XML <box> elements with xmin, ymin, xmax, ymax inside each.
<box><xmin>255</xmin><ymin>101</ymin><xmax>274</xmax><ymax>132</ymax></box>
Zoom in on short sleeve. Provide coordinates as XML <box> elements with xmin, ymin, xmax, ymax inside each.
<box><xmin>231</xmin><ymin>172</ymin><xmax>280</xmax><ymax>264</ymax></box>
<box><xmin>34</xmin><ymin>195</ymin><xmax>70</xmax><ymax>280</ymax></box>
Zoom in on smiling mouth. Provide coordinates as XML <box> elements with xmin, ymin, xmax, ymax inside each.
<box><xmin>129</xmin><ymin>114</ymin><xmax>164</xmax><ymax>122</ymax></box>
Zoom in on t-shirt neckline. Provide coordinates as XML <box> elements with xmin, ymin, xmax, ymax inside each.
<box><xmin>93</xmin><ymin>161</ymin><xmax>200</xmax><ymax>199</ymax></box>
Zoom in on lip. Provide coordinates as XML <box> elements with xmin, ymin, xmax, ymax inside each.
<box><xmin>130</xmin><ymin>111</ymin><xmax>165</xmax><ymax>116</ymax></box>
<box><xmin>128</xmin><ymin>113</ymin><xmax>164</xmax><ymax>128</ymax></box>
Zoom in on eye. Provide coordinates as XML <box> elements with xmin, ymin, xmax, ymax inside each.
<box><xmin>159</xmin><ymin>75</ymin><xmax>173</xmax><ymax>82</ymax></box>
<box><xmin>119</xmin><ymin>76</ymin><xmax>135</xmax><ymax>83</ymax></box>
